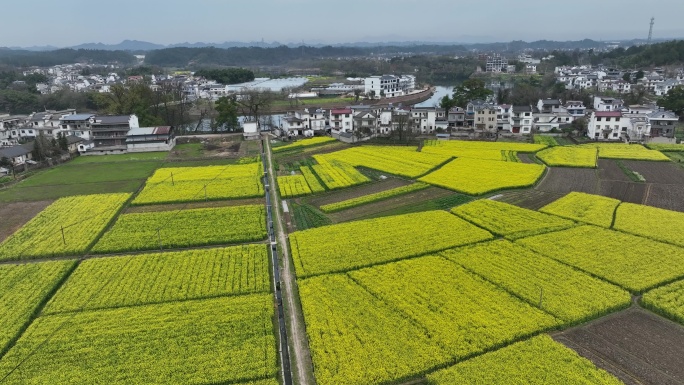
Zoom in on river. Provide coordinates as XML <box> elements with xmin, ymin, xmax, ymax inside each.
<box><xmin>414</xmin><ymin>86</ymin><xmax>454</xmax><ymax>108</ymax></box>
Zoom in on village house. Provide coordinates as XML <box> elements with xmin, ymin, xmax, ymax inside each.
<box><xmin>329</xmin><ymin>108</ymin><xmax>353</xmax><ymax>133</ymax></box>
<box><xmin>648</xmin><ymin>110</ymin><xmax>679</xmax><ymax>138</ymax></box>
<box><xmin>126</xmin><ymin>126</ymin><xmax>176</xmax><ymax>152</ymax></box>
<box><xmin>587</xmin><ymin>111</ymin><xmax>651</xmax><ymax>142</ymax></box>
<box><xmin>511</xmin><ymin>106</ymin><xmax>534</xmax><ymax>135</ymax></box>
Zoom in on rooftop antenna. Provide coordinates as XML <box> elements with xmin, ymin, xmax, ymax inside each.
<box><xmin>648</xmin><ymin>17</ymin><xmax>655</xmax><ymax>44</ymax></box>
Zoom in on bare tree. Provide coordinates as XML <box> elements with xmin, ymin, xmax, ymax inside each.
<box><xmin>236</xmin><ymin>89</ymin><xmax>276</xmax><ymax>127</ymax></box>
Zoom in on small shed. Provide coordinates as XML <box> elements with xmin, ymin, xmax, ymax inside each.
<box><xmin>243</xmin><ymin>122</ymin><xmax>259</xmax><ymax>140</ymax></box>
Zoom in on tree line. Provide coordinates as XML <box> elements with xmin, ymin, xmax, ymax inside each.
<box><xmin>193</xmin><ymin>68</ymin><xmax>255</xmax><ymax>85</ymax></box>
<box><xmin>0</xmin><ymin>49</ymin><xmax>136</xmax><ymax>67</ymax></box>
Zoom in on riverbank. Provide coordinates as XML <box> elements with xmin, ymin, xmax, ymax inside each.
<box><xmin>267</xmin><ymin>87</ymin><xmax>435</xmax><ymax>113</ymax></box>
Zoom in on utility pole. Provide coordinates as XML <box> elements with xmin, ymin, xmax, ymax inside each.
<box><xmin>648</xmin><ymin>17</ymin><xmax>655</xmax><ymax>44</ymax></box>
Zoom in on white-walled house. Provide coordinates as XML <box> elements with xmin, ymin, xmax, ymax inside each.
<box><xmin>593</xmin><ymin>96</ymin><xmax>624</xmax><ymax>112</ymax></box>
<box><xmin>411</xmin><ymin>107</ymin><xmax>438</xmax><ymax>134</ymax></box>
<box><xmin>330</xmin><ymin>108</ymin><xmax>353</xmax><ymax>133</ymax></box>
<box><xmin>564</xmin><ymin>101</ymin><xmax>586</xmax><ymax>117</ymax></box>
<box><xmin>364</xmin><ymin>75</ymin><xmax>416</xmax><ymax>98</ymax></box>
<box><xmin>587</xmin><ymin>111</ymin><xmax>651</xmax><ymax>141</ymax></box>
<box><xmin>536</xmin><ymin>99</ymin><xmax>565</xmax><ymax>114</ymax></box>
<box><xmin>0</xmin><ymin>115</ymin><xmax>26</xmax><ymax>146</ymax></box>
<box><xmin>126</xmin><ymin>126</ymin><xmax>176</xmax><ymax>152</ymax></box>
<box><xmin>511</xmin><ymin>106</ymin><xmax>534</xmax><ymax>135</ymax></box>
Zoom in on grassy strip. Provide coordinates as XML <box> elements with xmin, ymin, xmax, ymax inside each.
<box><xmin>291</xmin><ymin>202</ymin><xmax>331</xmax><ymax>230</ymax></box>
<box><xmin>616</xmin><ymin>160</ymin><xmax>645</xmax><ymax>182</ymax></box>
<box><xmin>320</xmin><ymin>183</ymin><xmax>430</xmax><ymax>213</ymax></box>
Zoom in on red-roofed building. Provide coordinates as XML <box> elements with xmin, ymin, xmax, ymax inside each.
<box><xmin>588</xmin><ymin>111</ymin><xmax>651</xmax><ymax>141</ymax></box>
<box><xmin>330</xmin><ymin>108</ymin><xmax>353</xmax><ymax>133</ymax></box>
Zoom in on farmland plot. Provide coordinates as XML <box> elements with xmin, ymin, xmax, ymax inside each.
<box><xmin>289</xmin><ymin>211</ymin><xmax>493</xmax><ymax>277</ymax></box>
<box><xmin>92</xmin><ymin>205</ymin><xmax>267</xmax><ymax>253</ymax></box>
<box><xmin>315</xmin><ymin>146</ymin><xmax>451</xmax><ymax>178</ymax></box>
<box><xmin>517</xmin><ymin>225</ymin><xmax>684</xmax><ymax>293</ymax></box>
<box><xmin>452</xmin><ymin>199</ymin><xmax>575</xmax><ymax>239</ymax></box>
<box><xmin>0</xmin><ymin>295</ymin><xmax>277</xmax><ymax>385</ymax></box>
<box><xmin>419</xmin><ymin>158</ymin><xmax>545</xmax><ymax>195</ymax></box>
<box><xmin>348</xmin><ymin>256</ymin><xmax>558</xmax><ymax>360</ymax></box>
<box><xmin>0</xmin><ymin>193</ymin><xmax>130</xmax><ymax>260</ymax></box>
<box><xmin>539</xmin><ymin>192</ymin><xmax>620</xmax><ymax>228</ymax></box>
<box><xmin>133</xmin><ymin>163</ymin><xmax>264</xmax><ymax>205</ymax></box>
<box><xmin>44</xmin><ymin>245</ymin><xmax>270</xmax><ymax>314</ymax></box>
<box><xmin>299</xmin><ymin>274</ymin><xmax>450</xmax><ymax>385</ymax></box>
<box><xmin>536</xmin><ymin>146</ymin><xmax>598</xmax><ymax>168</ymax></box>
<box><xmin>422</xmin><ymin>140</ymin><xmax>546</xmax><ymax>160</ymax></box>
<box><xmin>642</xmin><ymin>279</ymin><xmax>684</xmax><ymax>325</ymax></box>
<box><xmin>444</xmin><ymin>240</ymin><xmax>631</xmax><ymax>324</ymax></box>
<box><xmin>427</xmin><ymin>335</ymin><xmax>623</xmax><ymax>385</ymax></box>
<box><xmin>310</xmin><ymin>158</ymin><xmax>370</xmax><ymax>190</ymax></box>
<box><xmin>0</xmin><ymin>261</ymin><xmax>75</xmax><ymax>354</ymax></box>
<box><xmin>278</xmin><ymin>175</ymin><xmax>313</xmax><ymax>198</ymax></box>
<box><xmin>613</xmin><ymin>203</ymin><xmax>684</xmax><ymax>246</ymax></box>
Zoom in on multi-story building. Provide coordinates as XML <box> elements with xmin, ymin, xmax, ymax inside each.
<box><xmin>329</xmin><ymin>108</ymin><xmax>353</xmax><ymax>133</ymax></box>
<box><xmin>0</xmin><ymin>115</ymin><xmax>26</xmax><ymax>146</ymax></box>
<box><xmin>486</xmin><ymin>54</ymin><xmax>508</xmax><ymax>73</ymax></box>
<box><xmin>593</xmin><ymin>96</ymin><xmax>624</xmax><ymax>112</ymax></box>
<box><xmin>564</xmin><ymin>101</ymin><xmax>586</xmax><ymax>117</ymax></box>
<box><xmin>447</xmin><ymin>107</ymin><xmax>466</xmax><ymax>128</ymax></box>
<box><xmin>90</xmin><ymin>115</ymin><xmax>139</xmax><ymax>149</ymax></box>
<box><xmin>468</xmin><ymin>102</ymin><xmax>498</xmax><ymax>132</ymax></box>
<box><xmin>497</xmin><ymin>105</ymin><xmax>512</xmax><ymax>133</ymax></box>
<box><xmin>511</xmin><ymin>106</ymin><xmax>534</xmax><ymax>134</ymax></box>
<box><xmin>364</xmin><ymin>75</ymin><xmax>416</xmax><ymax>98</ymax></box>
<box><xmin>411</xmin><ymin>107</ymin><xmax>438</xmax><ymax>134</ymax></box>
<box><xmin>60</xmin><ymin>113</ymin><xmax>96</xmax><ymax>139</ymax></box>
<box><xmin>353</xmin><ymin>111</ymin><xmax>378</xmax><ymax>134</ymax></box>
<box><xmin>587</xmin><ymin>111</ymin><xmax>651</xmax><ymax>141</ymax></box>
<box><xmin>536</xmin><ymin>99</ymin><xmax>565</xmax><ymax>114</ymax></box>
<box><xmin>648</xmin><ymin>110</ymin><xmax>679</xmax><ymax>138</ymax></box>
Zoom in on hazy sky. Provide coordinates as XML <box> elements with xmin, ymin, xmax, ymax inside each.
<box><xmin>2</xmin><ymin>0</ymin><xmax>683</xmax><ymax>47</ymax></box>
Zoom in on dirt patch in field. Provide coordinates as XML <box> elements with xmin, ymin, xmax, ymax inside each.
<box><xmin>0</xmin><ymin>201</ymin><xmax>52</xmax><ymax>242</ymax></box>
<box><xmin>305</xmin><ymin>178</ymin><xmax>412</xmax><ymax>207</ymax></box>
<box><xmin>124</xmin><ymin>198</ymin><xmax>265</xmax><ymax>213</ymax></box>
<box><xmin>517</xmin><ymin>153</ymin><xmax>538</xmax><ymax>164</ymax></box>
<box><xmin>598</xmin><ymin>159</ymin><xmax>633</xmax><ymax>182</ymax></box>
<box><xmin>623</xmin><ymin>161</ymin><xmax>684</xmax><ymax>184</ymax></box>
<box><xmin>554</xmin><ymin>307</ymin><xmax>684</xmax><ymax>385</ymax></box>
<box><xmin>326</xmin><ymin>187</ymin><xmax>454</xmax><ymax>223</ymax></box>
<box><xmin>494</xmin><ymin>190</ymin><xmax>566</xmax><ymax>210</ymax></box>
<box><xmin>536</xmin><ymin>168</ymin><xmax>599</xmax><ymax>194</ymax></box>
<box><xmin>644</xmin><ymin>184</ymin><xmax>684</xmax><ymax>212</ymax></box>
<box><xmin>597</xmin><ymin>180</ymin><xmax>646</xmax><ymax>204</ymax></box>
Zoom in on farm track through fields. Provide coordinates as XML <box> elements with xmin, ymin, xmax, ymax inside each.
<box><xmin>265</xmin><ymin>135</ymin><xmax>314</xmax><ymax>385</ymax></box>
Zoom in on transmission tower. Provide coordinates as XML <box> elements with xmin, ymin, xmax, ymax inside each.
<box><xmin>648</xmin><ymin>17</ymin><xmax>655</xmax><ymax>44</ymax></box>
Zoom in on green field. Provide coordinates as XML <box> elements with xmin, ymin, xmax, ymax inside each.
<box><xmin>0</xmin><ymin>261</ymin><xmax>75</xmax><ymax>354</ymax></box>
<box><xmin>427</xmin><ymin>335</ymin><xmax>623</xmax><ymax>385</ymax></box>
<box><xmin>93</xmin><ymin>205</ymin><xmax>267</xmax><ymax>253</ymax></box>
<box><xmin>69</xmin><ymin>153</ymin><xmax>168</xmax><ymax>164</ymax></box>
<box><xmin>0</xmin><ymin>295</ymin><xmax>277</xmax><ymax>385</ymax></box>
<box><xmin>0</xmin><ymin>161</ymin><xmax>161</xmax><ymax>202</ymax></box>
<box><xmin>44</xmin><ymin>245</ymin><xmax>270</xmax><ymax>314</ymax></box>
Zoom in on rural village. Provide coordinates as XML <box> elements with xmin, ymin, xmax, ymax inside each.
<box><xmin>1</xmin><ymin>13</ymin><xmax>684</xmax><ymax>385</ymax></box>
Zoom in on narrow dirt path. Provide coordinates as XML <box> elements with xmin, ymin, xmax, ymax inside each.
<box><xmin>263</xmin><ymin>135</ymin><xmax>315</xmax><ymax>385</ymax></box>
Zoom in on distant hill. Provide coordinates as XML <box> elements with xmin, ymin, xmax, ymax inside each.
<box><xmin>4</xmin><ymin>38</ymin><xmax>678</xmax><ymax>53</ymax></box>
<box><xmin>70</xmin><ymin>40</ymin><xmax>166</xmax><ymax>51</ymax></box>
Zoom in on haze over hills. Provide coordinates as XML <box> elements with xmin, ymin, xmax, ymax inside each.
<box><xmin>3</xmin><ymin>38</ymin><xmax>681</xmax><ymax>52</ymax></box>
